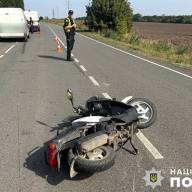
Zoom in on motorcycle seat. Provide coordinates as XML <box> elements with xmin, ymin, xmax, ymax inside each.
<box><xmin>111</xmin><ymin>107</ymin><xmax>138</xmax><ymax>124</ymax></box>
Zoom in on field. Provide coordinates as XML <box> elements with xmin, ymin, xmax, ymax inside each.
<box><xmin>133</xmin><ymin>22</ymin><xmax>192</xmax><ymax>47</ymax></box>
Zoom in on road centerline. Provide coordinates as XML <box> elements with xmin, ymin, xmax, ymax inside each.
<box><xmin>102</xmin><ymin>93</ymin><xmax>112</xmax><ymax>99</ymax></box>
<box><xmin>136</xmin><ymin>130</ymin><xmax>164</xmax><ymax>159</ymax></box>
<box><xmin>47</xmin><ymin>24</ymin><xmax>81</xmax><ymax>71</ymax></box>
<box><xmin>102</xmin><ymin>92</ymin><xmax>164</xmax><ymax>160</ymax></box>
<box><xmin>89</xmin><ymin>76</ymin><xmax>100</xmax><ymax>87</ymax></box>
<box><xmin>74</xmin><ymin>58</ymin><xmax>79</xmax><ymax>63</ymax></box>
<box><xmin>47</xmin><ymin>25</ymin><xmax>65</xmax><ymax>47</ymax></box>
<box><xmin>80</xmin><ymin>65</ymin><xmax>87</xmax><ymax>72</ymax></box>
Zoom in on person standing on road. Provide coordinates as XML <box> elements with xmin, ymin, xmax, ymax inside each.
<box><xmin>63</xmin><ymin>10</ymin><xmax>76</xmax><ymax>61</ymax></box>
<box><xmin>29</xmin><ymin>17</ymin><xmax>34</xmax><ymax>33</ymax></box>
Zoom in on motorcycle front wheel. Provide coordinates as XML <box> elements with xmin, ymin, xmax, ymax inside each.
<box><xmin>127</xmin><ymin>98</ymin><xmax>157</xmax><ymax>129</ymax></box>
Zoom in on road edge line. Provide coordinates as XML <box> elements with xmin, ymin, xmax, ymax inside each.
<box><xmin>78</xmin><ymin>33</ymin><xmax>192</xmax><ymax>80</ymax></box>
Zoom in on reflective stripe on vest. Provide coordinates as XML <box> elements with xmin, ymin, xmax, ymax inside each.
<box><xmin>65</xmin><ymin>18</ymin><xmax>75</xmax><ymax>33</ymax></box>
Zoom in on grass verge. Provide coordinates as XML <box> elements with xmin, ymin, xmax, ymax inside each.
<box><xmin>80</xmin><ymin>32</ymin><xmax>192</xmax><ymax>69</ymax></box>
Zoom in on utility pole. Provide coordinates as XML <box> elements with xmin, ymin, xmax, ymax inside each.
<box><xmin>67</xmin><ymin>0</ymin><xmax>69</xmax><ymax>11</ymax></box>
<box><xmin>56</xmin><ymin>7</ymin><xmax>59</xmax><ymax>18</ymax></box>
<box><xmin>52</xmin><ymin>8</ymin><xmax>55</xmax><ymax>18</ymax></box>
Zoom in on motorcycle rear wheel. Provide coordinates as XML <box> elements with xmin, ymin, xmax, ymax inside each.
<box><xmin>68</xmin><ymin>146</ymin><xmax>116</xmax><ymax>173</ymax></box>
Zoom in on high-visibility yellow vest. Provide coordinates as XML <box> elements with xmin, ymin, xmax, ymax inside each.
<box><xmin>64</xmin><ymin>17</ymin><xmax>75</xmax><ymax>33</ymax></box>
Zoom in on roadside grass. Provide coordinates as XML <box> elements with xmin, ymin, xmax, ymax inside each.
<box><xmin>45</xmin><ymin>19</ymin><xmax>192</xmax><ymax>69</ymax></box>
<box><xmin>46</xmin><ymin>19</ymin><xmax>64</xmax><ymax>26</ymax></box>
<box><xmin>81</xmin><ymin>32</ymin><xmax>192</xmax><ymax>68</ymax></box>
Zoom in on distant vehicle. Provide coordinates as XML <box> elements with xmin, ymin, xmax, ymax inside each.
<box><xmin>24</xmin><ymin>11</ymin><xmax>40</xmax><ymax>32</ymax></box>
<box><xmin>0</xmin><ymin>8</ymin><xmax>29</xmax><ymax>40</ymax></box>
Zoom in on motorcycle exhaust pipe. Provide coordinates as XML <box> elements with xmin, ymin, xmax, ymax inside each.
<box><xmin>80</xmin><ymin>133</ymin><xmax>108</xmax><ymax>153</ymax></box>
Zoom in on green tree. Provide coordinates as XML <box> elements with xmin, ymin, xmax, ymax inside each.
<box><xmin>86</xmin><ymin>0</ymin><xmax>133</xmax><ymax>34</ymax></box>
<box><xmin>133</xmin><ymin>14</ymin><xmax>192</xmax><ymax>24</ymax></box>
<box><xmin>133</xmin><ymin>13</ymin><xmax>142</xmax><ymax>22</ymax></box>
<box><xmin>116</xmin><ymin>17</ymin><xmax>127</xmax><ymax>37</ymax></box>
<box><xmin>0</xmin><ymin>0</ymin><xmax>24</xmax><ymax>9</ymax></box>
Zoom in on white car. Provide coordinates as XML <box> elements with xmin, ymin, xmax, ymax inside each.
<box><xmin>0</xmin><ymin>8</ymin><xmax>29</xmax><ymax>40</ymax></box>
<box><xmin>24</xmin><ymin>11</ymin><xmax>40</xmax><ymax>32</ymax></box>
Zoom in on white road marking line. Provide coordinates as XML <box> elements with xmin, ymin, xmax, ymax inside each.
<box><xmin>48</xmin><ymin>25</ymin><xmax>65</xmax><ymax>46</ymax></box>
<box><xmin>5</xmin><ymin>45</ymin><xmax>15</xmax><ymax>54</ymax></box>
<box><xmin>78</xmin><ymin>33</ymin><xmax>192</xmax><ymax>80</ymax></box>
<box><xmin>71</xmin><ymin>53</ymin><xmax>74</xmax><ymax>57</ymax></box>
<box><xmin>102</xmin><ymin>93</ymin><xmax>164</xmax><ymax>160</ymax></box>
<box><xmin>0</xmin><ymin>55</ymin><xmax>4</xmax><ymax>58</ymax></box>
<box><xmin>89</xmin><ymin>76</ymin><xmax>100</xmax><ymax>87</ymax></box>
<box><xmin>136</xmin><ymin>131</ymin><xmax>164</xmax><ymax>159</ymax></box>
<box><xmin>74</xmin><ymin>58</ymin><xmax>79</xmax><ymax>63</ymax></box>
<box><xmin>102</xmin><ymin>92</ymin><xmax>112</xmax><ymax>99</ymax></box>
<box><xmin>80</xmin><ymin>65</ymin><xmax>87</xmax><ymax>72</ymax></box>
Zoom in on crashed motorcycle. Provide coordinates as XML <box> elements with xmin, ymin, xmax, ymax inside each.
<box><xmin>45</xmin><ymin>89</ymin><xmax>157</xmax><ymax>178</ymax></box>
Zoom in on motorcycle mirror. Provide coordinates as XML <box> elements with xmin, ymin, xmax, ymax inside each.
<box><xmin>66</xmin><ymin>89</ymin><xmax>74</xmax><ymax>106</ymax></box>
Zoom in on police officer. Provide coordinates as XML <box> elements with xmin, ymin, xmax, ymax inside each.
<box><xmin>63</xmin><ymin>10</ymin><xmax>76</xmax><ymax>61</ymax></box>
<box><xmin>29</xmin><ymin>17</ymin><xmax>34</xmax><ymax>33</ymax></box>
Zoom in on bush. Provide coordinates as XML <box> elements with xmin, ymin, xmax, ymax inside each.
<box><xmin>103</xmin><ymin>30</ymin><xmax>118</xmax><ymax>39</ymax></box>
<box><xmin>189</xmin><ymin>57</ymin><xmax>192</xmax><ymax>65</ymax></box>
<box><xmin>116</xmin><ymin>18</ymin><xmax>128</xmax><ymax>38</ymax></box>
<box><xmin>128</xmin><ymin>34</ymin><xmax>141</xmax><ymax>45</ymax></box>
<box><xmin>154</xmin><ymin>41</ymin><xmax>171</xmax><ymax>52</ymax></box>
<box><xmin>176</xmin><ymin>46</ymin><xmax>189</xmax><ymax>55</ymax></box>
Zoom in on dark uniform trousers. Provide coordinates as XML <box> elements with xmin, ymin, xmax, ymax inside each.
<box><xmin>66</xmin><ymin>32</ymin><xmax>75</xmax><ymax>60</ymax></box>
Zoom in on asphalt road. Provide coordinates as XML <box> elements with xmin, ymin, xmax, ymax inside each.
<box><xmin>0</xmin><ymin>23</ymin><xmax>191</xmax><ymax>192</ymax></box>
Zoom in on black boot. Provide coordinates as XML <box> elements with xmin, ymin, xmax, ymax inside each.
<box><xmin>67</xmin><ymin>50</ymin><xmax>71</xmax><ymax>61</ymax></box>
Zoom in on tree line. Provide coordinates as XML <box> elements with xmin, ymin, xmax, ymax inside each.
<box><xmin>0</xmin><ymin>0</ymin><xmax>24</xmax><ymax>9</ymax></box>
<box><xmin>133</xmin><ymin>14</ymin><xmax>192</xmax><ymax>24</ymax></box>
<box><xmin>86</xmin><ymin>0</ymin><xmax>133</xmax><ymax>36</ymax></box>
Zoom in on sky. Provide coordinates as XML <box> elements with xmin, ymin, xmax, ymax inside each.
<box><xmin>24</xmin><ymin>0</ymin><xmax>192</xmax><ymax>18</ymax></box>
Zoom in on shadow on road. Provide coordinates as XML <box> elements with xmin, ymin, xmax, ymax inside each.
<box><xmin>22</xmin><ymin>41</ymin><xmax>27</xmax><ymax>54</ymax></box>
<box><xmin>38</xmin><ymin>55</ymin><xmax>67</xmax><ymax>61</ymax></box>
<box><xmin>36</xmin><ymin>115</ymin><xmax>80</xmax><ymax>133</ymax></box>
<box><xmin>24</xmin><ymin>115</ymin><xmax>92</xmax><ymax>185</ymax></box>
<box><xmin>23</xmin><ymin>142</ymin><xmax>92</xmax><ymax>185</ymax></box>
<box><xmin>50</xmin><ymin>115</ymin><xmax>81</xmax><ymax>132</ymax></box>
